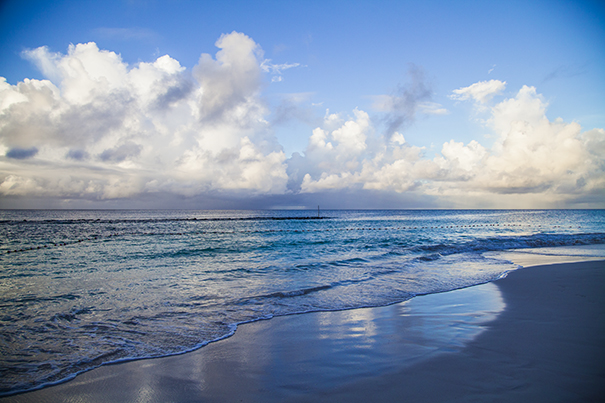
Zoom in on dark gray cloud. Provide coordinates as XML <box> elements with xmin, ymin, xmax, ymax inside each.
<box><xmin>66</xmin><ymin>149</ymin><xmax>89</xmax><ymax>161</ymax></box>
<box><xmin>99</xmin><ymin>142</ymin><xmax>142</xmax><ymax>163</ymax></box>
<box><xmin>6</xmin><ymin>147</ymin><xmax>38</xmax><ymax>159</ymax></box>
<box><xmin>487</xmin><ymin>183</ymin><xmax>552</xmax><ymax>195</ymax></box>
<box><xmin>153</xmin><ymin>79</ymin><xmax>194</xmax><ymax>110</ymax></box>
<box><xmin>383</xmin><ymin>65</ymin><xmax>432</xmax><ymax>137</ymax></box>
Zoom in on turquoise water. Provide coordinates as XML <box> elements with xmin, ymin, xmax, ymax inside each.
<box><xmin>1</xmin><ymin>209</ymin><xmax>604</xmax><ymax>395</ymax></box>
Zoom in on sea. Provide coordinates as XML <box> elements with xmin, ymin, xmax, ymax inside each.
<box><xmin>1</xmin><ymin>209</ymin><xmax>604</xmax><ymax>396</ymax></box>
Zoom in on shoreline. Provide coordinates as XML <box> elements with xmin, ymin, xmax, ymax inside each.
<box><xmin>2</xmin><ymin>256</ymin><xmax>604</xmax><ymax>402</ymax></box>
<box><xmin>327</xmin><ymin>259</ymin><xmax>605</xmax><ymax>403</ymax></box>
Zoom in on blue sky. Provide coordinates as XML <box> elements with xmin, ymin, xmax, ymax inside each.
<box><xmin>0</xmin><ymin>0</ymin><xmax>604</xmax><ymax>209</ymax></box>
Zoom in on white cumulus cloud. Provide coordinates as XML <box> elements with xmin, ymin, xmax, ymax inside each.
<box><xmin>293</xmin><ymin>82</ymin><xmax>604</xmax><ymax>207</ymax></box>
<box><xmin>0</xmin><ymin>34</ymin><xmax>603</xmax><ymax>208</ymax></box>
<box><xmin>0</xmin><ymin>32</ymin><xmax>289</xmax><ymax>205</ymax></box>
<box><xmin>450</xmin><ymin>79</ymin><xmax>506</xmax><ymax>104</ymax></box>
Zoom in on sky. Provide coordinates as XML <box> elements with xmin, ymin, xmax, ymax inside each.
<box><xmin>0</xmin><ymin>0</ymin><xmax>604</xmax><ymax>209</ymax></box>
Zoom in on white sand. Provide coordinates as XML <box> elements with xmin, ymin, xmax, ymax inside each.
<box><xmin>2</xmin><ymin>257</ymin><xmax>604</xmax><ymax>402</ymax></box>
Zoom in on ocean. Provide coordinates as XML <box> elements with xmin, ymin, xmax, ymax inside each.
<box><xmin>1</xmin><ymin>209</ymin><xmax>604</xmax><ymax>396</ymax></box>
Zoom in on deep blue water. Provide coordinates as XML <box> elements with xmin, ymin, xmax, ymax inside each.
<box><xmin>1</xmin><ymin>209</ymin><xmax>604</xmax><ymax>395</ymax></box>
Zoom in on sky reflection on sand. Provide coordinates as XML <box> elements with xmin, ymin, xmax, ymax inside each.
<box><xmin>205</xmin><ymin>282</ymin><xmax>505</xmax><ymax>392</ymax></box>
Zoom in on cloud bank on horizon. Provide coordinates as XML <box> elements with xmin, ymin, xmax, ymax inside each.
<box><xmin>1</xmin><ymin>32</ymin><xmax>604</xmax><ymax>209</ymax></box>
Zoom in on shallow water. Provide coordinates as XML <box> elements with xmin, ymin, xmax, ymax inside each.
<box><xmin>1</xmin><ymin>209</ymin><xmax>604</xmax><ymax>395</ymax></box>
